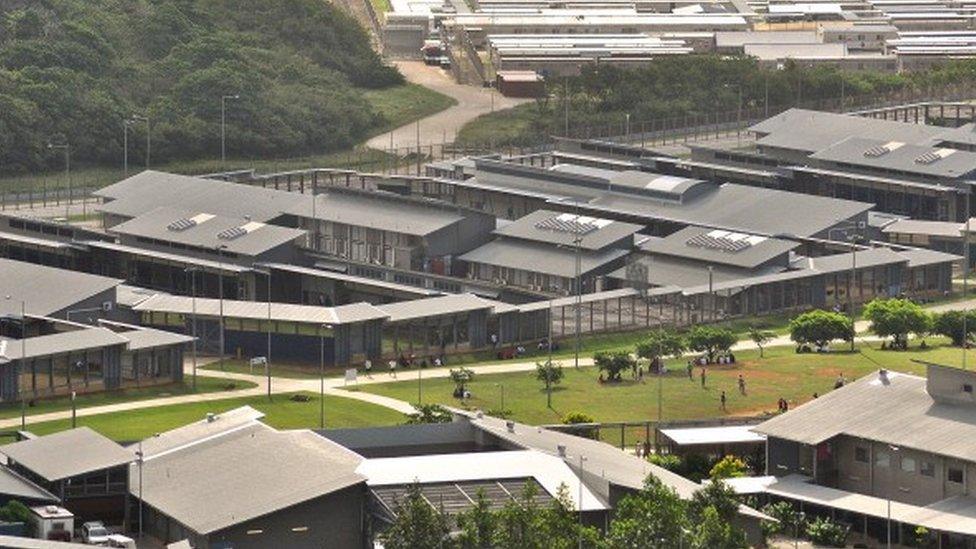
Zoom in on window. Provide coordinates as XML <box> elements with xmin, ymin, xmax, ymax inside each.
<box><xmin>854</xmin><ymin>446</ymin><xmax>869</xmax><ymax>463</ymax></box>
<box><xmin>920</xmin><ymin>461</ymin><xmax>935</xmax><ymax>477</ymax></box>
<box><xmin>875</xmin><ymin>451</ymin><xmax>890</xmax><ymax>468</ymax></box>
<box><xmin>948</xmin><ymin>467</ymin><xmax>964</xmax><ymax>484</ymax></box>
<box><xmin>901</xmin><ymin>457</ymin><xmax>916</xmax><ymax>474</ymax></box>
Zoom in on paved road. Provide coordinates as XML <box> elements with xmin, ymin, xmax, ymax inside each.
<box><xmin>365</xmin><ymin>61</ymin><xmax>531</xmax><ymax>150</ymax></box>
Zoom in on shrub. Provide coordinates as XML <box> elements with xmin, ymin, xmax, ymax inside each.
<box><xmin>789</xmin><ymin>310</ymin><xmax>853</xmax><ymax>349</ymax></box>
<box><xmin>760</xmin><ymin>502</ymin><xmax>805</xmax><ymax>536</ymax></box>
<box><xmin>562</xmin><ymin>411</ymin><xmax>598</xmax><ymax>439</ymax></box>
<box><xmin>709</xmin><ymin>455</ymin><xmax>748</xmax><ymax>480</ymax></box>
<box><xmin>593</xmin><ymin>350</ymin><xmax>635</xmax><ymax>381</ymax></box>
<box><xmin>646</xmin><ymin>453</ymin><xmax>682</xmax><ymax>472</ymax></box>
<box><xmin>806</xmin><ymin>516</ymin><xmax>848</xmax><ymax>547</ymax></box>
<box><xmin>405</xmin><ymin>404</ymin><xmax>453</xmax><ymax>424</ymax></box>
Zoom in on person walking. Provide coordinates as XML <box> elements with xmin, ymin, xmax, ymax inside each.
<box><xmin>687</xmin><ymin>361</ymin><xmax>693</xmax><ymax>380</ymax></box>
<box><xmin>720</xmin><ymin>390</ymin><xmax>727</xmax><ymax>411</ymax></box>
<box><xmin>738</xmin><ymin>374</ymin><xmax>746</xmax><ymax>395</ymax></box>
<box><xmin>700</xmin><ymin>367</ymin><xmax>706</xmax><ymax>388</ymax></box>
<box><xmin>388</xmin><ymin>359</ymin><xmax>397</xmax><ymax>378</ymax></box>
<box><xmin>364</xmin><ymin>358</ymin><xmax>372</xmax><ymax>378</ymax></box>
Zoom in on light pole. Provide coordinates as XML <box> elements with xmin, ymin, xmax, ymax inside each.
<box><xmin>215</xmin><ymin>245</ymin><xmax>228</xmax><ymax>371</ymax></box>
<box><xmin>793</xmin><ymin>510</ymin><xmax>805</xmax><ymax>548</ymax></box>
<box><xmin>574</xmin><ymin>202</ymin><xmax>583</xmax><ymax>370</ymax></box>
<box><xmin>707</xmin><ymin>265</ymin><xmax>714</xmax><ymax>322</ymax></box>
<box><xmin>4</xmin><ymin>296</ymin><xmax>27</xmax><ymax>430</ymax></box>
<box><xmin>577</xmin><ymin>454</ymin><xmax>587</xmax><ymax>549</ymax></box>
<box><xmin>547</xmin><ymin>298</ymin><xmax>554</xmax><ymax>408</ymax></box>
<box><xmin>131</xmin><ymin>114</ymin><xmax>151</xmax><ymax>168</ymax></box>
<box><xmin>963</xmin><ymin>187</ymin><xmax>971</xmax><ymax>369</ymax></box>
<box><xmin>184</xmin><ymin>267</ymin><xmax>199</xmax><ymax>391</ymax></box>
<box><xmin>47</xmin><ymin>142</ymin><xmax>70</xmax><ymax>219</ymax></box>
<box><xmin>220</xmin><ymin>94</ymin><xmax>240</xmax><ymax>165</ymax></box>
<box><xmin>136</xmin><ymin>440</ymin><xmax>143</xmax><ymax>539</ymax></box>
<box><xmin>320</xmin><ymin>323</ymin><xmax>331</xmax><ymax>429</ymax></box>
<box><xmin>829</xmin><ymin>223</ymin><xmax>863</xmax><ymax>352</ymax></box>
<box><xmin>887</xmin><ymin>444</ymin><xmax>901</xmax><ymax>549</ymax></box>
<box><xmin>123</xmin><ymin>119</ymin><xmax>134</xmax><ymax>177</ymax></box>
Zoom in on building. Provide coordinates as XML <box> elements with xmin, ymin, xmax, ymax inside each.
<box><xmin>753</xmin><ymin>364</ymin><xmax>976</xmax><ymax>545</ymax></box>
<box><xmin>0</xmin><ymin>259</ymin><xmax>121</xmax><ymax>322</ymax></box>
<box><xmin>131</xmin><ymin>407</ymin><xmax>367</xmax><ymax>549</ymax></box>
<box><xmin>1</xmin><ymin>428</ymin><xmax>134</xmax><ymax>527</ymax></box>
<box><xmin>460</xmin><ymin>209</ymin><xmax>642</xmax><ymax>293</ymax></box>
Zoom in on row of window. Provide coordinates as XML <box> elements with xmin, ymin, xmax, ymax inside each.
<box><xmin>854</xmin><ymin>446</ymin><xmax>964</xmax><ymax>483</ymax></box>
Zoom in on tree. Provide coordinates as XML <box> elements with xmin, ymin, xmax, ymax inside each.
<box><xmin>686</xmin><ymin>326</ymin><xmax>736</xmax><ymax>363</ymax></box>
<box><xmin>380</xmin><ymin>483</ymin><xmax>451</xmax><ymax>549</ymax></box>
<box><xmin>494</xmin><ymin>482</ymin><xmax>549</xmax><ymax>548</ymax></box>
<box><xmin>863</xmin><ymin>298</ymin><xmax>931</xmax><ymax>350</ymax></box>
<box><xmin>562</xmin><ymin>411</ymin><xmax>598</xmax><ymax>439</ymax></box>
<box><xmin>593</xmin><ymin>350</ymin><xmax>635</xmax><ymax>382</ymax></box>
<box><xmin>405</xmin><ymin>404</ymin><xmax>453</xmax><ymax>424</ymax></box>
<box><xmin>456</xmin><ymin>489</ymin><xmax>497</xmax><ymax>549</ymax></box>
<box><xmin>747</xmin><ymin>326</ymin><xmax>775</xmax><ymax>358</ymax></box>
<box><xmin>535</xmin><ymin>360</ymin><xmax>564</xmax><ymax>408</ymax></box>
<box><xmin>606</xmin><ymin>475</ymin><xmax>690</xmax><ymax>548</ymax></box>
<box><xmin>450</xmin><ymin>367</ymin><xmax>475</xmax><ymax>395</ymax></box>
<box><xmin>709</xmin><ymin>455</ymin><xmax>748</xmax><ymax>480</ymax></box>
<box><xmin>636</xmin><ymin>330</ymin><xmax>686</xmax><ymax>372</ymax></box>
<box><xmin>689</xmin><ymin>481</ymin><xmax>748</xmax><ymax>549</ymax></box>
<box><xmin>932</xmin><ymin>310</ymin><xmax>976</xmax><ymax>346</ymax></box>
<box><xmin>789</xmin><ymin>309</ymin><xmax>853</xmax><ymax>350</ymax></box>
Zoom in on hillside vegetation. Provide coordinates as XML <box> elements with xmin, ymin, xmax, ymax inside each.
<box><xmin>0</xmin><ymin>0</ymin><xmax>406</xmax><ymax>174</ymax></box>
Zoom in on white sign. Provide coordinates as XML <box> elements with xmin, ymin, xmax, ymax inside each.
<box><xmin>249</xmin><ymin>357</ymin><xmax>267</xmax><ymax>366</ymax></box>
<box><xmin>344</xmin><ymin>368</ymin><xmax>358</xmax><ymax>385</ymax></box>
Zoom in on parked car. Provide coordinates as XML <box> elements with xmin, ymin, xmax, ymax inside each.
<box><xmin>106</xmin><ymin>534</ymin><xmax>136</xmax><ymax>548</ymax></box>
<box><xmin>81</xmin><ymin>521</ymin><xmax>111</xmax><ymax>545</ymax></box>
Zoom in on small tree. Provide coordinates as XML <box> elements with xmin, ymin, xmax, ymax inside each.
<box><xmin>450</xmin><ymin>367</ymin><xmax>475</xmax><ymax>395</ymax></box>
<box><xmin>747</xmin><ymin>326</ymin><xmax>775</xmax><ymax>358</ymax></box>
<box><xmin>686</xmin><ymin>326</ymin><xmax>736</xmax><ymax>363</ymax></box>
<box><xmin>593</xmin><ymin>350</ymin><xmax>635</xmax><ymax>382</ymax></box>
<box><xmin>635</xmin><ymin>330</ymin><xmax>686</xmax><ymax>364</ymax></box>
<box><xmin>932</xmin><ymin>310</ymin><xmax>976</xmax><ymax>346</ymax></box>
<box><xmin>456</xmin><ymin>489</ymin><xmax>497</xmax><ymax>549</ymax></box>
<box><xmin>864</xmin><ymin>298</ymin><xmax>931</xmax><ymax>350</ymax></box>
<box><xmin>405</xmin><ymin>404</ymin><xmax>453</xmax><ymax>424</ymax></box>
<box><xmin>606</xmin><ymin>475</ymin><xmax>690</xmax><ymax>548</ymax></box>
<box><xmin>789</xmin><ymin>309</ymin><xmax>853</xmax><ymax>350</ymax></box>
<box><xmin>380</xmin><ymin>483</ymin><xmax>451</xmax><ymax>549</ymax></box>
<box><xmin>709</xmin><ymin>455</ymin><xmax>748</xmax><ymax>480</ymax></box>
<box><xmin>689</xmin><ymin>481</ymin><xmax>747</xmax><ymax>549</ymax></box>
<box><xmin>535</xmin><ymin>360</ymin><xmax>564</xmax><ymax>408</ymax></box>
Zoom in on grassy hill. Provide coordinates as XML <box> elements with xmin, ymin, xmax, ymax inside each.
<box><xmin>0</xmin><ymin>0</ymin><xmax>430</xmax><ymax>175</ymax></box>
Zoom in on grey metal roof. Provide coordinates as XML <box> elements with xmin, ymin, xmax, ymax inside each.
<box><xmin>754</xmin><ymin>369</ymin><xmax>976</xmax><ymax>461</ymax></box>
<box><xmin>109</xmin><ymin>207</ymin><xmax>305</xmax><ymax>257</ymax></box>
<box><xmin>258</xmin><ymin>263</ymin><xmax>440</xmax><ymax>298</ymax></box>
<box><xmin>279</xmin><ymin>191</ymin><xmax>468</xmax><ymax>236</ymax></box>
<box><xmin>133</xmin><ymin>295</ymin><xmax>389</xmax><ymax>325</ymax></box>
<box><xmin>375</xmin><ymin>293</ymin><xmax>500</xmax><ymax>323</ymax></box>
<box><xmin>492</xmin><ymin>209</ymin><xmax>642</xmax><ymax>250</ymax></box>
<box><xmin>935</xmin><ymin>122</ymin><xmax>976</xmax><ymax>146</ymax></box>
<box><xmin>2</xmin><ymin>427</ymin><xmax>134</xmax><ymax>481</ymax></box>
<box><xmin>882</xmin><ymin>218</ymin><xmax>963</xmax><ymax>237</ymax></box>
<box><xmin>517</xmin><ymin>288</ymin><xmax>640</xmax><ymax>313</ymax></box>
<box><xmin>643</xmin><ymin>226</ymin><xmax>798</xmax><ymax>269</ymax></box>
<box><xmin>0</xmin><ymin>327</ymin><xmax>129</xmax><ymax>361</ymax></box>
<box><xmin>0</xmin><ymin>229</ymin><xmax>71</xmax><ymax>250</ymax></box>
<box><xmin>809</xmin><ymin>137</ymin><xmax>976</xmax><ymax>179</ymax></box>
<box><xmin>83</xmin><ymin>241</ymin><xmax>251</xmax><ymax>274</ymax></box>
<box><xmin>133</xmin><ymin>422</ymin><xmax>365</xmax><ymax>535</ymax></box>
<box><xmin>459</xmin><ymin>238</ymin><xmax>629</xmax><ymax>278</ymax></box>
<box><xmin>115</xmin><ymin>285</ymin><xmax>167</xmax><ymax>308</ymax></box>
<box><xmin>896</xmin><ymin>247</ymin><xmax>962</xmax><ymax>267</ymax></box>
<box><xmin>0</xmin><ymin>537</ymin><xmax>92</xmax><ymax>549</ymax></box>
<box><xmin>0</xmin><ymin>465</ymin><xmax>58</xmax><ymax>502</ymax></box>
<box><xmin>138</xmin><ymin>406</ymin><xmax>267</xmax><ymax>460</ymax></box>
<box><xmin>608</xmin><ymin>256</ymin><xmax>760</xmax><ymax>290</ymax></box>
<box><xmin>751</xmin><ymin>108</ymin><xmax>949</xmax><ymax>154</ymax></box>
<box><xmin>95</xmin><ymin>171</ymin><xmax>306</xmax><ymax>223</ymax></box>
<box><xmin>0</xmin><ymin>259</ymin><xmax>121</xmax><ymax>317</ymax></box>
<box><xmin>118</xmin><ymin>328</ymin><xmax>195</xmax><ymax>351</ymax></box>
<box><xmin>715</xmin><ymin>30</ymin><xmax>819</xmax><ymax>46</ymax></box>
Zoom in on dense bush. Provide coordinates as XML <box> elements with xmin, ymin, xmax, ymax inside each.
<box><xmin>760</xmin><ymin>501</ymin><xmax>805</xmax><ymax>536</ymax></box>
<box><xmin>0</xmin><ymin>0</ymin><xmax>403</xmax><ymax>174</ymax></box>
<box><xmin>806</xmin><ymin>516</ymin><xmax>849</xmax><ymax>547</ymax></box>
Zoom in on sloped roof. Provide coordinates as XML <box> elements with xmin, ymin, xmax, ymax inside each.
<box><xmin>2</xmin><ymin>428</ymin><xmax>133</xmax><ymax>481</ymax></box>
<box><xmin>0</xmin><ymin>259</ymin><xmax>121</xmax><ymax>318</ymax></box>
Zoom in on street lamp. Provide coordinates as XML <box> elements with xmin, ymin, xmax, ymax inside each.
<box><xmin>320</xmin><ymin>323</ymin><xmax>332</xmax><ymax>429</ymax></box>
<box><xmin>47</xmin><ymin>142</ymin><xmax>70</xmax><ymax>219</ymax></box>
<box><xmin>220</xmin><ymin>94</ymin><xmax>240</xmax><ymax>165</ymax></box>
<box><xmin>707</xmin><ymin>265</ymin><xmax>714</xmax><ymax>323</ymax></box>
<box><xmin>131</xmin><ymin>114</ymin><xmax>151</xmax><ymax>168</ymax></box>
<box><xmin>123</xmin><ymin>119</ymin><xmax>135</xmax><ymax>177</ymax></box>
<box><xmin>184</xmin><ymin>267</ymin><xmax>199</xmax><ymax>391</ymax></box>
<box><xmin>577</xmin><ymin>454</ymin><xmax>588</xmax><ymax>549</ymax></box>
<box><xmin>828</xmin><ymin>222</ymin><xmax>864</xmax><ymax>352</ymax></box>
<box><xmin>4</xmin><ymin>296</ymin><xmax>27</xmax><ymax>430</ymax></box>
<box><xmin>253</xmin><ymin>267</ymin><xmax>273</xmax><ymax>400</ymax></box>
<box><xmin>215</xmin><ymin>244</ymin><xmax>228</xmax><ymax>371</ymax></box>
<box><xmin>887</xmin><ymin>445</ymin><xmax>901</xmax><ymax>549</ymax></box>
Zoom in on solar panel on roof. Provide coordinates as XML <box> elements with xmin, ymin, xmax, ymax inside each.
<box><xmin>863</xmin><ymin>145</ymin><xmax>892</xmax><ymax>158</ymax></box>
<box><xmin>914</xmin><ymin>151</ymin><xmax>943</xmax><ymax>165</ymax></box>
<box><xmin>686</xmin><ymin>231</ymin><xmax>754</xmax><ymax>253</ymax></box>
<box><xmin>167</xmin><ymin>218</ymin><xmax>197</xmax><ymax>232</ymax></box>
<box><xmin>534</xmin><ymin>214</ymin><xmax>603</xmax><ymax>236</ymax></box>
<box><xmin>217</xmin><ymin>226</ymin><xmax>248</xmax><ymax>240</ymax></box>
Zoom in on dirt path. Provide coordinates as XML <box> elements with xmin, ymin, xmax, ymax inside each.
<box><xmin>365</xmin><ymin>60</ymin><xmax>531</xmax><ymax>149</ymax></box>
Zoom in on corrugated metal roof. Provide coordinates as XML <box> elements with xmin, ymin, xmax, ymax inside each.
<box><xmin>459</xmin><ymin>238</ymin><xmax>629</xmax><ymax>278</ymax></box>
<box><xmin>259</xmin><ymin>263</ymin><xmax>440</xmax><ymax>297</ymax></box>
<box><xmin>133</xmin><ymin>295</ymin><xmax>388</xmax><ymax>325</ymax></box>
<box><xmin>83</xmin><ymin>241</ymin><xmax>250</xmax><ymax>274</ymax></box>
<box><xmin>754</xmin><ymin>369</ymin><xmax>976</xmax><ymax>460</ymax></box>
<box><xmin>644</xmin><ymin>226</ymin><xmax>798</xmax><ymax>269</ymax></box>
<box><xmin>279</xmin><ymin>191</ymin><xmax>469</xmax><ymax>237</ymax></box>
<box><xmin>809</xmin><ymin>136</ymin><xmax>976</xmax><ymax>179</ymax></box>
<box><xmin>139</xmin><ymin>406</ymin><xmax>266</xmax><ymax>459</ymax></box>
<box><xmin>493</xmin><ymin>209</ymin><xmax>642</xmax><ymax>251</ymax></box>
<box><xmin>0</xmin><ymin>259</ymin><xmax>121</xmax><ymax>318</ymax></box>
<box><xmin>375</xmin><ymin>293</ymin><xmax>499</xmax><ymax>322</ymax></box>
<box><xmin>881</xmin><ymin>218</ymin><xmax>963</xmax><ymax>237</ymax></box>
<box><xmin>0</xmin><ymin>328</ymin><xmax>128</xmax><ymax>360</ymax></box>
<box><xmin>109</xmin><ymin>207</ymin><xmax>305</xmax><ymax>257</ymax></box>
<box><xmin>134</xmin><ymin>423</ymin><xmax>365</xmax><ymax>535</ymax></box>
<box><xmin>659</xmin><ymin>425</ymin><xmax>766</xmax><ymax>446</ymax></box>
<box><xmin>0</xmin><ymin>465</ymin><xmax>58</xmax><ymax>502</ymax></box>
<box><xmin>118</xmin><ymin>328</ymin><xmax>195</xmax><ymax>351</ymax></box>
<box><xmin>2</xmin><ymin>427</ymin><xmax>134</xmax><ymax>481</ymax></box>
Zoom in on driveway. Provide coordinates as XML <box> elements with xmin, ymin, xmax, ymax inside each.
<box><xmin>365</xmin><ymin>60</ymin><xmax>531</xmax><ymax>150</ymax></box>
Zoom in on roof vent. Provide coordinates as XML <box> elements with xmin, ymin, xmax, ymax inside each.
<box><xmin>167</xmin><ymin>218</ymin><xmax>198</xmax><ymax>232</ymax></box>
<box><xmin>914</xmin><ymin>151</ymin><xmax>942</xmax><ymax>165</ymax></box>
<box><xmin>687</xmin><ymin>229</ymin><xmax>765</xmax><ymax>254</ymax></box>
<box><xmin>863</xmin><ymin>145</ymin><xmax>893</xmax><ymax>158</ymax></box>
<box><xmin>535</xmin><ymin>213</ymin><xmax>610</xmax><ymax>236</ymax></box>
<box><xmin>506</xmin><ymin>420</ymin><xmax>515</xmax><ymax>433</ymax></box>
<box><xmin>217</xmin><ymin>226</ymin><xmax>248</xmax><ymax>240</ymax></box>
<box><xmin>557</xmin><ymin>444</ymin><xmax>567</xmax><ymax>457</ymax></box>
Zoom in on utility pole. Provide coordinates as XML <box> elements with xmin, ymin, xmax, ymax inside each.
<box><xmin>221</xmin><ymin>94</ymin><xmax>240</xmax><ymax>165</ymax></box>
<box><xmin>47</xmin><ymin>142</ymin><xmax>70</xmax><ymax>219</ymax></box>
<box><xmin>964</xmin><ymin>188</ymin><xmax>971</xmax><ymax>368</ymax></box>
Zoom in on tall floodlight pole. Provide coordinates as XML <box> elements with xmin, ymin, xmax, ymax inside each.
<box><xmin>221</xmin><ymin>94</ymin><xmax>240</xmax><ymax>165</ymax></box>
<box><xmin>131</xmin><ymin>114</ymin><xmax>151</xmax><ymax>168</ymax></box>
<box><xmin>47</xmin><ymin>142</ymin><xmax>70</xmax><ymax>219</ymax></box>
<box><xmin>123</xmin><ymin>119</ymin><xmax>133</xmax><ymax>177</ymax></box>
<box><xmin>184</xmin><ymin>267</ymin><xmax>199</xmax><ymax>391</ymax></box>
<box><xmin>215</xmin><ymin>245</ymin><xmax>228</xmax><ymax>371</ymax></box>
<box><xmin>964</xmin><ymin>187</ymin><xmax>972</xmax><ymax>369</ymax></box>
<box><xmin>574</xmin><ymin>201</ymin><xmax>583</xmax><ymax>369</ymax></box>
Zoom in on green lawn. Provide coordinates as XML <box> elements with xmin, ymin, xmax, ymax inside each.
<box><xmin>353</xmin><ymin>341</ymin><xmax>975</xmax><ymax>429</ymax></box>
<box><xmin>23</xmin><ymin>391</ymin><xmax>405</xmax><ymax>440</ymax></box>
<box><xmin>201</xmin><ymin>358</ymin><xmax>349</xmax><ymax>380</ymax></box>
<box><xmin>370</xmin><ymin>0</ymin><xmax>392</xmax><ymax>13</ymax></box>
<box><xmin>364</xmin><ymin>83</ymin><xmax>457</xmax><ymax>141</ymax></box>
<box><xmin>455</xmin><ymin>103</ymin><xmax>541</xmax><ymax>148</ymax></box>
<box><xmin>0</xmin><ymin>376</ymin><xmax>256</xmax><ymax>421</ymax></box>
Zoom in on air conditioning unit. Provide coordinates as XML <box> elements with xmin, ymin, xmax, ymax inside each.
<box><xmin>102</xmin><ymin>301</ymin><xmax>113</xmax><ymax>312</ymax></box>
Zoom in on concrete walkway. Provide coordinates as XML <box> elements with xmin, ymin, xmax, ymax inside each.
<box><xmin>365</xmin><ymin>61</ymin><xmax>530</xmax><ymax>150</ymax></box>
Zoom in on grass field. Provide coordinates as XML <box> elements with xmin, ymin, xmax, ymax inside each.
<box><xmin>454</xmin><ymin>103</ymin><xmax>540</xmax><ymax>148</ymax></box>
<box><xmin>364</xmin><ymin>83</ymin><xmax>457</xmax><ymax>141</ymax></box>
<box><xmin>0</xmin><ymin>376</ymin><xmax>256</xmax><ymax>421</ymax></box>
<box><xmin>22</xmin><ymin>391</ymin><xmax>405</xmax><ymax>440</ymax></box>
<box><xmin>353</xmin><ymin>340</ymin><xmax>975</xmax><ymax>429</ymax></box>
